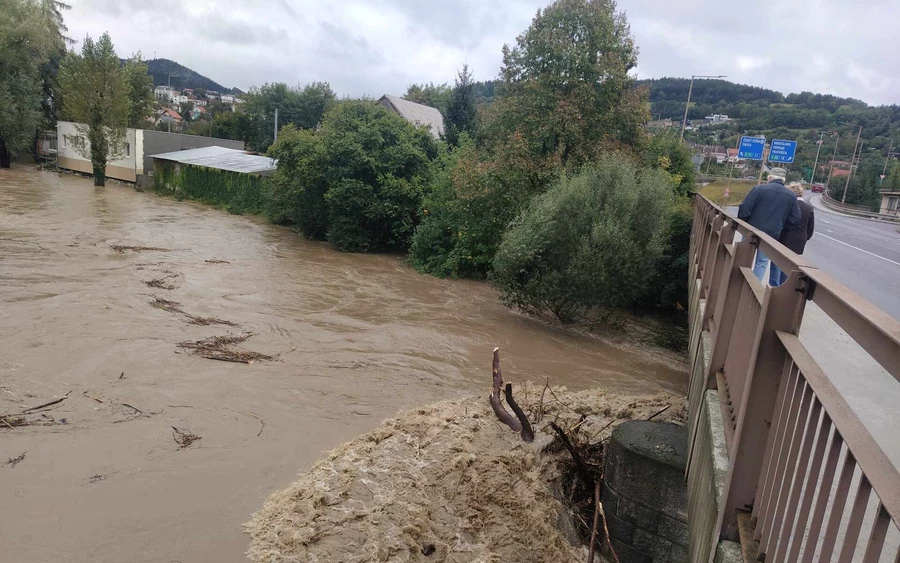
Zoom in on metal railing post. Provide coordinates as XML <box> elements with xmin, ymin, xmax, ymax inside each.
<box><xmin>709</xmin><ymin>268</ymin><xmax>809</xmax><ymax>547</ymax></box>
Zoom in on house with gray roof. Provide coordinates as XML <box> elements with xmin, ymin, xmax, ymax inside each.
<box><xmin>378</xmin><ymin>95</ymin><xmax>445</xmax><ymax>139</ymax></box>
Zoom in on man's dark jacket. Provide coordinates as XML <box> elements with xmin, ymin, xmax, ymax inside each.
<box><xmin>737</xmin><ymin>179</ymin><xmax>800</xmax><ymax>239</ymax></box>
<box><xmin>779</xmin><ymin>198</ymin><xmax>815</xmax><ymax>254</ymax></box>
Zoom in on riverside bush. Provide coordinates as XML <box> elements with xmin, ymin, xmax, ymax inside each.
<box><xmin>153</xmin><ymin>160</ymin><xmax>270</xmax><ymax>215</ymax></box>
<box><xmin>491</xmin><ymin>156</ymin><xmax>673</xmax><ymax>320</ymax></box>
<box><xmin>267</xmin><ymin>101</ymin><xmax>437</xmax><ymax>252</ymax></box>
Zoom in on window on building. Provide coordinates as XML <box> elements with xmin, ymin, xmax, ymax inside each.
<box><xmin>125</xmin><ymin>142</ymin><xmax>130</xmax><ymax>157</ymax></box>
<box><xmin>62</xmin><ymin>135</ymin><xmax>67</xmax><ymax>148</ymax></box>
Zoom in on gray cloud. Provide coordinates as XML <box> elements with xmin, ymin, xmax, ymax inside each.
<box><xmin>65</xmin><ymin>0</ymin><xmax>898</xmax><ymax>105</ymax></box>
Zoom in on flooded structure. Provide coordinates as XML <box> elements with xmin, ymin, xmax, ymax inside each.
<box><xmin>56</xmin><ymin>120</ymin><xmax>244</xmax><ymax>183</ymax></box>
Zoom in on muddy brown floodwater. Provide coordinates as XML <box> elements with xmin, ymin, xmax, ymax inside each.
<box><xmin>0</xmin><ymin>166</ymin><xmax>687</xmax><ymax>563</ymax></box>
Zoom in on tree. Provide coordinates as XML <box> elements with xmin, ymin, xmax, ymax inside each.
<box><xmin>240</xmin><ymin>81</ymin><xmax>336</xmax><ymax>151</ymax></box>
<box><xmin>491</xmin><ymin>156</ymin><xmax>674</xmax><ymax>320</ymax></box>
<box><xmin>491</xmin><ymin>0</ymin><xmax>648</xmax><ymax>166</ymax></box>
<box><xmin>404</xmin><ymin>83</ymin><xmax>451</xmax><ymax>114</ymax></box>
<box><xmin>644</xmin><ymin>130</ymin><xmax>696</xmax><ymax>197</ymax></box>
<box><xmin>444</xmin><ymin>64</ymin><xmax>476</xmax><ymax>146</ymax></box>
<box><xmin>268</xmin><ymin>101</ymin><xmax>438</xmax><ymax>252</ymax></box>
<box><xmin>58</xmin><ymin>32</ymin><xmax>130</xmax><ymax>185</ymax></box>
<box><xmin>0</xmin><ymin>0</ymin><xmax>67</xmax><ymax>167</ymax></box>
<box><xmin>122</xmin><ymin>53</ymin><xmax>153</xmax><ymax>127</ymax></box>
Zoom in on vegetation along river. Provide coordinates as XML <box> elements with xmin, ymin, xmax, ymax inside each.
<box><xmin>0</xmin><ymin>166</ymin><xmax>686</xmax><ymax>562</ymax></box>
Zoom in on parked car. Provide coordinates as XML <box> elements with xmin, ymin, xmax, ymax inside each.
<box><xmin>811</xmin><ymin>183</ymin><xmax>824</xmax><ymax>193</ymax></box>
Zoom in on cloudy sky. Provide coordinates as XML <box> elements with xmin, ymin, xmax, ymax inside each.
<box><xmin>65</xmin><ymin>0</ymin><xmax>898</xmax><ymax>105</ymax></box>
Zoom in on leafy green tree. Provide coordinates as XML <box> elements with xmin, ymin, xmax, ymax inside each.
<box><xmin>491</xmin><ymin>0</ymin><xmax>648</xmax><ymax>166</ymax></box>
<box><xmin>492</xmin><ymin>156</ymin><xmax>674</xmax><ymax>320</ymax></box>
<box><xmin>645</xmin><ymin>130</ymin><xmax>696</xmax><ymax>196</ymax></box>
<box><xmin>0</xmin><ymin>0</ymin><xmax>67</xmax><ymax>167</ymax></box>
<box><xmin>444</xmin><ymin>64</ymin><xmax>476</xmax><ymax>146</ymax></box>
<box><xmin>268</xmin><ymin>101</ymin><xmax>438</xmax><ymax>252</ymax></box>
<box><xmin>58</xmin><ymin>32</ymin><xmax>130</xmax><ymax>185</ymax></box>
<box><xmin>404</xmin><ymin>83</ymin><xmax>451</xmax><ymax>114</ymax></box>
<box><xmin>122</xmin><ymin>53</ymin><xmax>154</xmax><ymax>127</ymax></box>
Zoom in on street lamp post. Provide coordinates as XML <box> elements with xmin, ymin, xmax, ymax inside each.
<box><xmin>680</xmin><ymin>74</ymin><xmax>727</xmax><ymax>141</ymax></box>
<box><xmin>167</xmin><ymin>73</ymin><xmax>179</xmax><ymax>134</ymax></box>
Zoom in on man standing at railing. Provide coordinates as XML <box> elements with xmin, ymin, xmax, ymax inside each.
<box><xmin>737</xmin><ymin>170</ymin><xmax>801</xmax><ymax>282</ymax></box>
<box><xmin>769</xmin><ymin>182</ymin><xmax>815</xmax><ymax>286</ymax></box>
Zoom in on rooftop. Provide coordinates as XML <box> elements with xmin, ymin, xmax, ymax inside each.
<box><xmin>378</xmin><ymin>95</ymin><xmax>445</xmax><ymax>138</ymax></box>
<box><xmin>150</xmin><ymin>146</ymin><xmax>276</xmax><ymax>175</ymax></box>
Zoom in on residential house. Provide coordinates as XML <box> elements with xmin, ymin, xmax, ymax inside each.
<box><xmin>192</xmin><ymin>98</ymin><xmax>207</xmax><ymax>107</ymax></box>
<box><xmin>158</xmin><ymin>108</ymin><xmax>184</xmax><ymax>127</ymax></box>
<box><xmin>56</xmin><ymin>120</ymin><xmax>244</xmax><ymax>183</ymax></box>
<box><xmin>183</xmin><ymin>88</ymin><xmax>194</xmax><ymax>97</ymax></box>
<box><xmin>190</xmin><ymin>106</ymin><xmax>207</xmax><ymax>120</ymax></box>
<box><xmin>220</xmin><ymin>94</ymin><xmax>235</xmax><ymax>104</ymax></box>
<box><xmin>704</xmin><ymin>114</ymin><xmax>732</xmax><ymax>123</ymax></box>
<box><xmin>377</xmin><ymin>94</ymin><xmax>445</xmax><ymax>138</ymax></box>
<box><xmin>172</xmin><ymin>94</ymin><xmax>188</xmax><ymax>105</ymax></box>
<box><xmin>691</xmin><ymin>118</ymin><xmax>711</xmax><ymax>128</ymax></box>
<box><xmin>727</xmin><ymin>148</ymin><xmax>740</xmax><ymax>163</ymax></box>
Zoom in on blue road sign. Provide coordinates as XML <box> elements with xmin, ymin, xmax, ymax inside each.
<box><xmin>768</xmin><ymin>139</ymin><xmax>798</xmax><ymax>163</ymax></box>
<box><xmin>738</xmin><ymin>136</ymin><xmax>765</xmax><ymax>160</ymax></box>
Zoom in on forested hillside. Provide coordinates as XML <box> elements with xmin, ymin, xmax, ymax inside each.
<box><xmin>146</xmin><ymin>58</ymin><xmax>236</xmax><ymax>93</ymax></box>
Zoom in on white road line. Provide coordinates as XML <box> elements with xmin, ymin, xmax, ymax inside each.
<box><xmin>820</xmin><ymin>219</ymin><xmax>831</xmax><ymax>224</ymax></box>
<box><xmin>818</xmin><ymin>234</ymin><xmax>900</xmax><ymax>267</ymax></box>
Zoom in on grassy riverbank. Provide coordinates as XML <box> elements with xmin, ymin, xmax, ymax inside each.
<box><xmin>699</xmin><ymin>179</ymin><xmax>756</xmax><ymax>205</ymax></box>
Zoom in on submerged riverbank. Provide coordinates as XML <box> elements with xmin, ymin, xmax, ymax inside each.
<box><xmin>0</xmin><ymin>166</ymin><xmax>687</xmax><ymax>562</ymax></box>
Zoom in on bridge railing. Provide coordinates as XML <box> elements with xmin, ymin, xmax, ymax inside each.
<box><xmin>687</xmin><ymin>194</ymin><xmax>900</xmax><ymax>562</ymax></box>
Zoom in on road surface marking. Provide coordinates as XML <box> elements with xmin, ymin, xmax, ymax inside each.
<box><xmin>818</xmin><ymin>234</ymin><xmax>900</xmax><ymax>267</ymax></box>
<box><xmin>820</xmin><ymin>219</ymin><xmax>831</xmax><ymax>225</ymax></box>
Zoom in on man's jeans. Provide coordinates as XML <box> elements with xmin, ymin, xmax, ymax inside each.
<box><xmin>755</xmin><ymin>249</ymin><xmax>788</xmax><ymax>286</ymax></box>
<box><xmin>769</xmin><ymin>262</ymin><xmax>788</xmax><ymax>286</ymax></box>
<box><xmin>753</xmin><ymin>248</ymin><xmax>770</xmax><ymax>282</ymax></box>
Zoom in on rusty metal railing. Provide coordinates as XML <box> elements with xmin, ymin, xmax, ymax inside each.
<box><xmin>687</xmin><ymin>194</ymin><xmax>900</xmax><ymax>562</ymax></box>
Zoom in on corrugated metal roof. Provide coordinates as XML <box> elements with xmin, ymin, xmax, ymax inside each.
<box><xmin>149</xmin><ymin>146</ymin><xmax>276</xmax><ymax>174</ymax></box>
<box><xmin>379</xmin><ymin>95</ymin><xmax>445</xmax><ymax>138</ymax></box>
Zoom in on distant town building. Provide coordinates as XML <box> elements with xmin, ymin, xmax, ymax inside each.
<box><xmin>377</xmin><ymin>94</ymin><xmax>445</xmax><ymax>139</ymax></box>
<box><xmin>154</xmin><ymin>85</ymin><xmax>174</xmax><ymax>101</ymax></box>
<box><xmin>704</xmin><ymin>114</ymin><xmax>732</xmax><ymax>123</ymax></box>
<box><xmin>220</xmin><ymin>94</ymin><xmax>235</xmax><ymax>104</ymax></box>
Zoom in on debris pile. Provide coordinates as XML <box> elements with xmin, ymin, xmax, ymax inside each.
<box><xmin>246</xmin><ymin>350</ymin><xmax>684</xmax><ymax>563</ymax></box>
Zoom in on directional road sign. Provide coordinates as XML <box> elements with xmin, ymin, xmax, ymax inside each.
<box><xmin>768</xmin><ymin>139</ymin><xmax>798</xmax><ymax>163</ymax></box>
<box><xmin>738</xmin><ymin>136</ymin><xmax>766</xmax><ymax>160</ymax></box>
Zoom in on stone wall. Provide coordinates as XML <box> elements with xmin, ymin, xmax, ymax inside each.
<box><xmin>602</xmin><ymin>421</ymin><xmax>689</xmax><ymax>563</ymax></box>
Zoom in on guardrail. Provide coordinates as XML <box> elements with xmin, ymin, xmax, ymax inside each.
<box><xmin>820</xmin><ymin>192</ymin><xmax>900</xmax><ymax>223</ymax></box>
<box><xmin>687</xmin><ymin>194</ymin><xmax>900</xmax><ymax>562</ymax></box>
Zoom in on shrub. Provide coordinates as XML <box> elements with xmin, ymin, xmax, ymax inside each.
<box><xmin>491</xmin><ymin>156</ymin><xmax>674</xmax><ymax>320</ymax></box>
<box><xmin>267</xmin><ymin>101</ymin><xmax>438</xmax><ymax>252</ymax></box>
<box><xmin>152</xmin><ymin>160</ymin><xmax>270</xmax><ymax>215</ymax></box>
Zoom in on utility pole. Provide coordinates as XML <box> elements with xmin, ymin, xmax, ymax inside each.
<box><xmin>882</xmin><ymin>137</ymin><xmax>894</xmax><ymax>183</ymax></box>
<box><xmin>680</xmin><ymin>74</ymin><xmax>727</xmax><ymax>141</ymax></box>
<box><xmin>810</xmin><ymin>132</ymin><xmax>825</xmax><ymax>184</ymax></box>
<box><xmin>274</xmin><ymin>108</ymin><xmax>279</xmax><ymax>143</ymax></box>
<box><xmin>842</xmin><ymin>125</ymin><xmax>863</xmax><ymax>204</ymax></box>
<box><xmin>826</xmin><ymin>132</ymin><xmax>840</xmax><ymax>187</ymax></box>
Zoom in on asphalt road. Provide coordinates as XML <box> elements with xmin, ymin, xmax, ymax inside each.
<box><xmin>804</xmin><ymin>192</ymin><xmax>900</xmax><ymax>320</ymax></box>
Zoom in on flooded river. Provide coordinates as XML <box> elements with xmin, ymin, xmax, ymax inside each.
<box><xmin>0</xmin><ymin>166</ymin><xmax>686</xmax><ymax>562</ymax></box>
